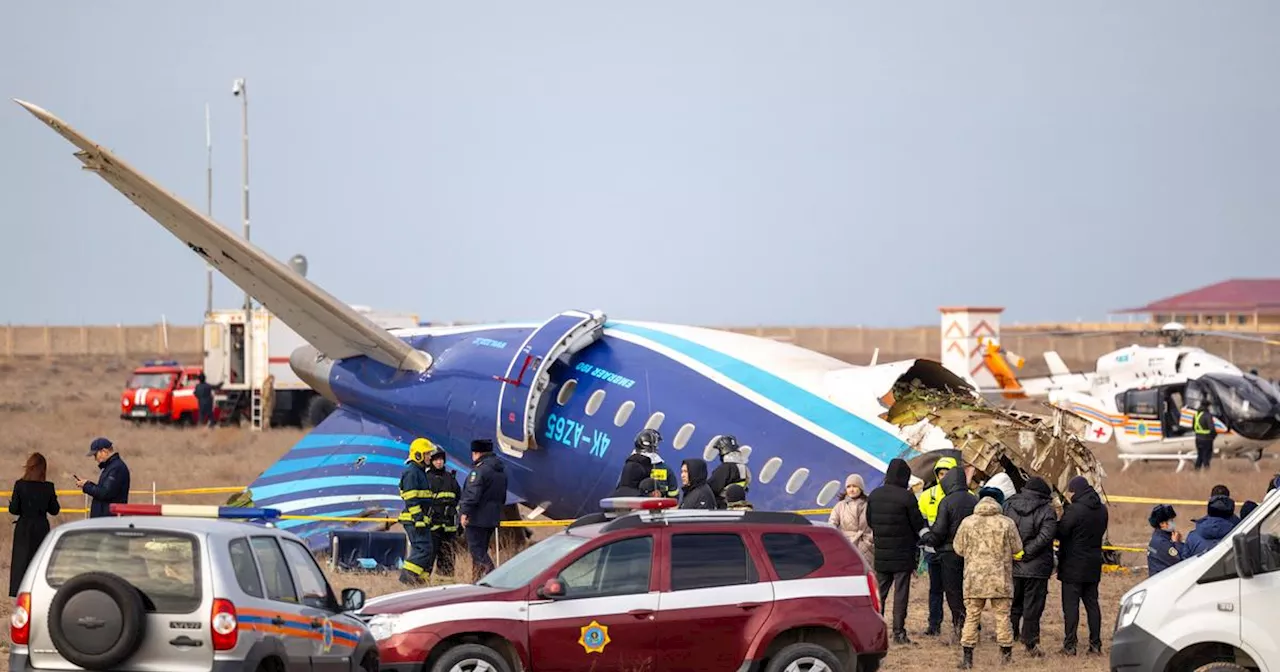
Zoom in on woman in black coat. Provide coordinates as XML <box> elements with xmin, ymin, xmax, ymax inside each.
<box><xmin>9</xmin><ymin>452</ymin><xmax>60</xmax><ymax>597</ymax></box>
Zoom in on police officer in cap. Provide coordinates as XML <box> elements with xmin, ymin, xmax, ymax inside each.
<box><xmin>424</xmin><ymin>446</ymin><xmax>462</xmax><ymax>577</ymax></box>
<box><xmin>398</xmin><ymin>438</ymin><xmax>436</xmax><ymax>585</ymax></box>
<box><xmin>1146</xmin><ymin>504</ymin><xmax>1186</xmax><ymax>576</ymax></box>
<box><xmin>708</xmin><ymin>435</ymin><xmax>751</xmax><ymax>509</ymax></box>
<box><xmin>459</xmin><ymin>438</ymin><xmax>507</xmax><ymax>581</ymax></box>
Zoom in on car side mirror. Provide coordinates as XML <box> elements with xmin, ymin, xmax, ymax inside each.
<box><xmin>1233</xmin><ymin>534</ymin><xmax>1259</xmax><ymax>579</ymax></box>
<box><xmin>536</xmin><ymin>578</ymin><xmax>565</xmax><ymax>600</ymax></box>
<box><xmin>341</xmin><ymin>588</ymin><xmax>365</xmax><ymax>612</ymax></box>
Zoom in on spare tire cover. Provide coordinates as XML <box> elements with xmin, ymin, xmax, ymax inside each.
<box><xmin>48</xmin><ymin>571</ymin><xmax>147</xmax><ymax>670</ymax></box>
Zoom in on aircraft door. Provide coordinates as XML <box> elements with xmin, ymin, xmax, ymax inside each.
<box><xmin>495</xmin><ymin>310</ymin><xmax>607</xmax><ymax>454</ymax></box>
<box><xmin>1160</xmin><ymin>384</ymin><xmax>1190</xmax><ymax>438</ymax></box>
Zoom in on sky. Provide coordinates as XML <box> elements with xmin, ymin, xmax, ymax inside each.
<box><xmin>1</xmin><ymin>2</ymin><xmax>1278</xmax><ymax>328</ymax></box>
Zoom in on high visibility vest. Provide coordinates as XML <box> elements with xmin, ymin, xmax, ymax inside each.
<box><xmin>1194</xmin><ymin>411</ymin><xmax>1214</xmax><ymax>436</ymax></box>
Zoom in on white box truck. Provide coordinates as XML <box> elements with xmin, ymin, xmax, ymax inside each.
<box><xmin>202</xmin><ymin>305</ymin><xmax>419</xmax><ymax>427</ymax></box>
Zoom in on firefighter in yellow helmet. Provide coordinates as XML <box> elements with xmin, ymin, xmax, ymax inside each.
<box><xmin>918</xmin><ymin>455</ymin><xmax>958</xmax><ymax>636</ymax></box>
<box><xmin>398</xmin><ymin>438</ymin><xmax>436</xmax><ymax>585</ymax></box>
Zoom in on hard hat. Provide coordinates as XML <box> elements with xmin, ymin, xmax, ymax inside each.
<box><xmin>428</xmin><ymin>446</ymin><xmax>447</xmax><ymax>462</ymax></box>
<box><xmin>713</xmin><ymin>435</ymin><xmax>740</xmax><ymax>457</ymax></box>
<box><xmin>408</xmin><ymin>438</ymin><xmax>434</xmax><ymax>464</ymax></box>
<box><xmin>635</xmin><ymin>428</ymin><xmax>662</xmax><ymax>452</ymax></box>
<box><xmin>933</xmin><ymin>456</ymin><xmax>958</xmax><ymax>472</ymax></box>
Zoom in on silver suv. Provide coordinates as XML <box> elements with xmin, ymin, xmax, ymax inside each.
<box><xmin>8</xmin><ymin>514</ymin><xmax>379</xmax><ymax>671</ymax></box>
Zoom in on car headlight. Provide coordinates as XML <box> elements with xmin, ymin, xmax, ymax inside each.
<box><xmin>366</xmin><ymin>614</ymin><xmax>400</xmax><ymax>641</ymax></box>
<box><xmin>1116</xmin><ymin>589</ymin><xmax>1145</xmax><ymax>631</ymax></box>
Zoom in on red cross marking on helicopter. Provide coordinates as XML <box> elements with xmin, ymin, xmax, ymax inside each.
<box><xmin>1094</xmin><ymin>426</ymin><xmax>1106</xmax><ymax>439</ymax></box>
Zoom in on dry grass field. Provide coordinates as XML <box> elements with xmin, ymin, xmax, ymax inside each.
<box><xmin>1</xmin><ymin>354</ymin><xmax>1276</xmax><ymax>671</ymax></box>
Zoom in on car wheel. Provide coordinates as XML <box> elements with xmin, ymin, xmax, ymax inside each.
<box><xmin>1193</xmin><ymin>663</ymin><xmax>1251</xmax><ymax>672</ymax></box>
<box><xmin>47</xmin><ymin>571</ymin><xmax>147</xmax><ymax>670</ymax></box>
<box><xmin>360</xmin><ymin>651</ymin><xmax>378</xmax><ymax>672</ymax></box>
<box><xmin>431</xmin><ymin>643</ymin><xmax>512</xmax><ymax>672</ymax></box>
<box><xmin>764</xmin><ymin>643</ymin><xmax>844</xmax><ymax>672</ymax></box>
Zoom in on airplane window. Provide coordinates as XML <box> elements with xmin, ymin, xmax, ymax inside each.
<box><xmin>614</xmin><ymin>400</ymin><xmax>635</xmax><ymax>427</ymax></box>
<box><xmin>739</xmin><ymin>446</ymin><xmax>753</xmax><ymax>461</ymax></box>
<box><xmin>645</xmin><ymin>412</ymin><xmax>665</xmax><ymax>432</ymax></box>
<box><xmin>759</xmin><ymin>457</ymin><xmax>783</xmax><ymax>484</ymax></box>
<box><xmin>703</xmin><ymin>435</ymin><xmax>724</xmax><ymax>462</ymax></box>
<box><xmin>786</xmin><ymin>468</ymin><xmax>810</xmax><ymax>495</ymax></box>
<box><xmin>585</xmin><ymin>390</ymin><xmax>606</xmax><ymax>416</ymax></box>
<box><xmin>673</xmin><ymin>423</ymin><xmax>695</xmax><ymax>450</ymax></box>
<box><xmin>556</xmin><ymin>379</ymin><xmax>578</xmax><ymax>406</ymax></box>
<box><xmin>816</xmin><ymin>480</ymin><xmax>841</xmax><ymax>506</ymax></box>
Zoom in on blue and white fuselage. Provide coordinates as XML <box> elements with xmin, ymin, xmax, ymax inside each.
<box><xmin>263</xmin><ymin>316</ymin><xmax>969</xmax><ymax>548</ymax></box>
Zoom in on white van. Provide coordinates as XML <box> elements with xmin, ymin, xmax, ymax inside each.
<box><xmin>1111</xmin><ymin>488</ymin><xmax>1280</xmax><ymax>672</ymax></box>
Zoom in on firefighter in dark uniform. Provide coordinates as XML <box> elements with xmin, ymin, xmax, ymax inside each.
<box><xmin>708</xmin><ymin>435</ymin><xmax>752</xmax><ymax>509</ymax></box>
<box><xmin>193</xmin><ymin>374</ymin><xmax>217</xmax><ymax>427</ymax></box>
<box><xmin>398</xmin><ymin>438</ymin><xmax>435</xmax><ymax>585</ymax></box>
<box><xmin>424</xmin><ymin>445</ymin><xmax>461</xmax><ymax>577</ymax></box>
<box><xmin>459</xmin><ymin>438</ymin><xmax>507</xmax><ymax>581</ymax></box>
<box><xmin>1194</xmin><ymin>401</ymin><xmax>1217</xmax><ymax>471</ymax></box>
<box><xmin>642</xmin><ymin>430</ymin><xmax>681</xmax><ymax>498</ymax></box>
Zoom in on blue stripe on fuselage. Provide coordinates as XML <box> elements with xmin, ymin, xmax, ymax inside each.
<box><xmin>605</xmin><ymin>322</ymin><xmax>906</xmax><ymax>465</ymax></box>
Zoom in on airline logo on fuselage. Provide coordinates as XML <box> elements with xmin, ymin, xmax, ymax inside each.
<box><xmin>575</xmin><ymin>362</ymin><xmax>636</xmax><ymax>389</ymax></box>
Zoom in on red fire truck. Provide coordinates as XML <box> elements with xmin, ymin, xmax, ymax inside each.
<box><xmin>119</xmin><ymin>360</ymin><xmax>220</xmax><ymax>425</ymax></box>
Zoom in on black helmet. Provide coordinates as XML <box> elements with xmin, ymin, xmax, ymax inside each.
<box><xmin>429</xmin><ymin>446</ymin><xmax>447</xmax><ymax>462</ymax></box>
<box><xmin>713</xmin><ymin>435</ymin><xmax>740</xmax><ymax>458</ymax></box>
<box><xmin>635</xmin><ymin>428</ymin><xmax>662</xmax><ymax>452</ymax></box>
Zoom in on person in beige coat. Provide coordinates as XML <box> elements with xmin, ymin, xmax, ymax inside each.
<box><xmin>829</xmin><ymin>473</ymin><xmax>874</xmax><ymax>566</ymax></box>
<box><xmin>953</xmin><ymin>487</ymin><xmax>1023</xmax><ymax>668</ymax></box>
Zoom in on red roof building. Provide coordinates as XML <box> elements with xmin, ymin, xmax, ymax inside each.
<box><xmin>1115</xmin><ymin>279</ymin><xmax>1280</xmax><ymax>328</ymax></box>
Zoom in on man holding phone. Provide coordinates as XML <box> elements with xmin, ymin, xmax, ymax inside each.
<box><xmin>74</xmin><ymin>437</ymin><xmax>130</xmax><ymax>518</ymax></box>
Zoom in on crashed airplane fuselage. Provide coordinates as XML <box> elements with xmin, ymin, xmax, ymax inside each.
<box><xmin>16</xmin><ymin>98</ymin><xmax>1110</xmax><ymax>550</ymax></box>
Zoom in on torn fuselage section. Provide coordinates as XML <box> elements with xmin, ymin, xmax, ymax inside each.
<box><xmin>884</xmin><ymin>385</ymin><xmax>1119</xmax><ymax>563</ymax></box>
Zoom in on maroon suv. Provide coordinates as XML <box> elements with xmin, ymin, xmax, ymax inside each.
<box><xmin>360</xmin><ymin>498</ymin><xmax>887</xmax><ymax>672</ymax></box>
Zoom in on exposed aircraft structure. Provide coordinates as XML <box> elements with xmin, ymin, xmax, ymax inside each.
<box><xmin>17</xmin><ymin>98</ymin><xmax>1112</xmax><ymax>552</ymax></box>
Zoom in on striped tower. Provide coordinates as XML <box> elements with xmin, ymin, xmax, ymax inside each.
<box><xmin>939</xmin><ymin>306</ymin><xmax>1004</xmax><ymax>390</ymax></box>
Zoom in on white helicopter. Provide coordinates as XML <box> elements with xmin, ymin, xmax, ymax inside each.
<box><xmin>1007</xmin><ymin>322</ymin><xmax>1280</xmax><ymax>471</ymax></box>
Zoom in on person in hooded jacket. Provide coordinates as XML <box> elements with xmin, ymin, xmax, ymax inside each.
<box><xmin>924</xmin><ymin>465</ymin><xmax>977</xmax><ymax>643</ymax></box>
<box><xmin>866</xmin><ymin>458</ymin><xmax>929</xmax><ymax>645</ymax></box>
<box><xmin>953</xmin><ymin>487</ymin><xmax>1023</xmax><ymax>668</ymax></box>
<box><xmin>1056</xmin><ymin>476</ymin><xmax>1108</xmax><ymax>656</ymax></box>
<box><xmin>918</xmin><ymin>455</ymin><xmax>958</xmax><ymax>636</ymax></box>
<box><xmin>1146</xmin><ymin>504</ymin><xmax>1187</xmax><ymax>576</ymax></box>
<box><xmin>1185</xmin><ymin>494</ymin><xmax>1236</xmax><ymax>557</ymax></box>
<box><xmin>829</xmin><ymin>473</ymin><xmax>874</xmax><ymax>566</ymax></box>
<box><xmin>678</xmin><ymin>458</ymin><xmax>717</xmax><ymax>510</ymax></box>
<box><xmin>1002</xmin><ymin>476</ymin><xmax>1057</xmax><ymax>657</ymax></box>
<box><xmin>708</xmin><ymin>435</ymin><xmax>751</xmax><ymax>509</ymax></box>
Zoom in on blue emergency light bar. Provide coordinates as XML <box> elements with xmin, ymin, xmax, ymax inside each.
<box><xmin>109</xmin><ymin>504</ymin><xmax>282</xmax><ymax>520</ymax></box>
<box><xmin>598</xmin><ymin>497</ymin><xmax>678</xmax><ymax>511</ymax></box>
<box><xmin>141</xmin><ymin>359</ymin><xmax>180</xmax><ymax>367</ymax></box>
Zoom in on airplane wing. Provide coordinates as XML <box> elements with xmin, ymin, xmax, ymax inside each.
<box><xmin>15</xmin><ymin>100</ymin><xmax>430</xmax><ymax>372</ymax></box>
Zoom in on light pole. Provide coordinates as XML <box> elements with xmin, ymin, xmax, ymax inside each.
<box><xmin>204</xmin><ymin>102</ymin><xmax>213</xmax><ymax>317</ymax></box>
<box><xmin>233</xmin><ymin>77</ymin><xmax>252</xmax><ymax>396</ymax></box>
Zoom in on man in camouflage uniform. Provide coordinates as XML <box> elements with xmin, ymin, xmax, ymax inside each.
<box><xmin>953</xmin><ymin>486</ymin><xmax>1023</xmax><ymax>668</ymax></box>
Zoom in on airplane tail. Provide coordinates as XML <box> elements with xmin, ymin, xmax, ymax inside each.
<box><xmin>233</xmin><ymin>406</ymin><xmax>520</xmax><ymax>551</ymax></box>
<box><xmin>1044</xmin><ymin>351</ymin><xmax>1072</xmax><ymax>377</ymax></box>
<box><xmin>233</xmin><ymin>406</ymin><xmax>425</xmax><ymax>550</ymax></box>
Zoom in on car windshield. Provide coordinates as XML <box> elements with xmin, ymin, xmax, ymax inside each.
<box><xmin>476</xmin><ymin>533</ymin><xmax>590</xmax><ymax>590</ymax></box>
<box><xmin>127</xmin><ymin>372</ymin><xmax>174</xmax><ymax>389</ymax></box>
<box><xmin>46</xmin><ymin>529</ymin><xmax>201</xmax><ymax>614</ymax></box>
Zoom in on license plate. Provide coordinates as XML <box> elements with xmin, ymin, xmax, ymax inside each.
<box><xmin>131</xmin><ymin>409</ymin><xmax>148</xmax><ymax>418</ymax></box>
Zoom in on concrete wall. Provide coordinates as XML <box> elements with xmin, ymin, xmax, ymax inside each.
<box><xmin>1</xmin><ymin>324</ymin><xmax>202</xmax><ymax>358</ymax></box>
<box><xmin>2</xmin><ymin>323</ymin><xmax>1277</xmax><ymax>375</ymax></box>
